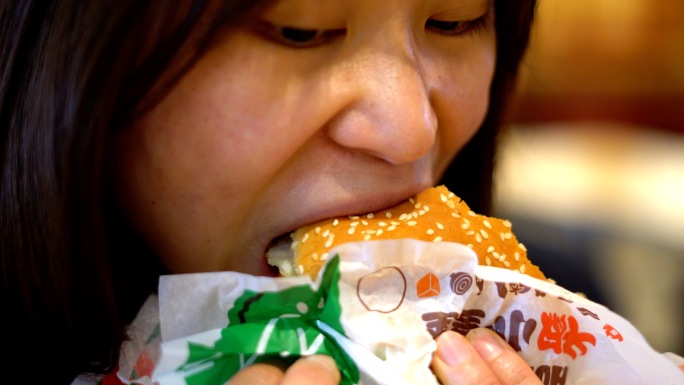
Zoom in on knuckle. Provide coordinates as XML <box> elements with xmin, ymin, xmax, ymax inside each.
<box><xmin>227</xmin><ymin>362</ymin><xmax>284</xmax><ymax>385</ymax></box>
<box><xmin>498</xmin><ymin>352</ymin><xmax>542</xmax><ymax>385</ymax></box>
<box><xmin>282</xmin><ymin>355</ymin><xmax>340</xmax><ymax>385</ymax></box>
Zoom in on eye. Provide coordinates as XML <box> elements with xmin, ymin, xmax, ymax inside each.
<box><xmin>259</xmin><ymin>22</ymin><xmax>345</xmax><ymax>48</ymax></box>
<box><xmin>278</xmin><ymin>26</ymin><xmax>325</xmax><ymax>44</ymax></box>
<box><xmin>426</xmin><ymin>16</ymin><xmax>488</xmax><ymax>37</ymax></box>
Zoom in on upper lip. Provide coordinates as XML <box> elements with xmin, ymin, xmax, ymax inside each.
<box><xmin>271</xmin><ymin>182</ymin><xmax>431</xmax><ymax>240</ymax></box>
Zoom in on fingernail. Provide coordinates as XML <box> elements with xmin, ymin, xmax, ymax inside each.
<box><xmin>436</xmin><ymin>331</ymin><xmax>473</xmax><ymax>366</ymax></box>
<box><xmin>304</xmin><ymin>354</ymin><xmax>338</xmax><ymax>373</ymax></box>
<box><xmin>468</xmin><ymin>328</ymin><xmax>505</xmax><ymax>361</ymax></box>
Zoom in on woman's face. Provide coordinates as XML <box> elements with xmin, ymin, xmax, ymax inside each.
<box><xmin>114</xmin><ymin>0</ymin><xmax>496</xmax><ymax>276</ymax></box>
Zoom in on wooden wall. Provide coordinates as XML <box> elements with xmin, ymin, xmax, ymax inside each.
<box><xmin>510</xmin><ymin>0</ymin><xmax>684</xmax><ymax>133</ymax></box>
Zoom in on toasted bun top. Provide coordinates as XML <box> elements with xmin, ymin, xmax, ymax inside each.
<box><xmin>290</xmin><ymin>185</ymin><xmax>545</xmax><ymax>280</ymax></box>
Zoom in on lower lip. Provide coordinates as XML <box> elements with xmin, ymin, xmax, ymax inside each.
<box><xmin>259</xmin><ymin>251</ymin><xmax>281</xmax><ymax>277</ymax></box>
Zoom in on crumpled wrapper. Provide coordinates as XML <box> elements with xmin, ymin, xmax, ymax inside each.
<box><xmin>115</xmin><ymin>240</ymin><xmax>684</xmax><ymax>385</ymax></box>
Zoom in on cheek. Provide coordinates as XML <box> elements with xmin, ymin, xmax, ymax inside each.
<box><xmin>432</xmin><ymin>46</ymin><xmax>496</xmax><ymax>175</ymax></box>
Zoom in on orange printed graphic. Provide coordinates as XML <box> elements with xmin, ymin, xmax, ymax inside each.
<box><xmin>603</xmin><ymin>324</ymin><xmax>623</xmax><ymax>342</ymax></box>
<box><xmin>417</xmin><ymin>272</ymin><xmax>440</xmax><ymax>298</ymax></box>
<box><xmin>132</xmin><ymin>349</ymin><xmax>155</xmax><ymax>379</ymax></box>
<box><xmin>538</xmin><ymin>312</ymin><xmax>596</xmax><ymax>359</ymax></box>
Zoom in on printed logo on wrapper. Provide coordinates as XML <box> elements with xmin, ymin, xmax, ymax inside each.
<box><xmin>154</xmin><ymin>256</ymin><xmax>360</xmax><ymax>385</ymax></box>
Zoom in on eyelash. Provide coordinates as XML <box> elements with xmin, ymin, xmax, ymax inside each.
<box><xmin>425</xmin><ymin>15</ymin><xmax>489</xmax><ymax>37</ymax></box>
<box><xmin>261</xmin><ymin>15</ymin><xmax>489</xmax><ymax>49</ymax></box>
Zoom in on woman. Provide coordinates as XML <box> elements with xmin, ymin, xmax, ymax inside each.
<box><xmin>1</xmin><ymin>0</ymin><xmax>539</xmax><ymax>383</ymax></box>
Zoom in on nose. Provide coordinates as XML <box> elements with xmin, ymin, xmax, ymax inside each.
<box><xmin>326</xmin><ymin>36</ymin><xmax>438</xmax><ymax>165</ymax></box>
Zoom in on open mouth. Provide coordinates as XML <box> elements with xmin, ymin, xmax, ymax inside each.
<box><xmin>265</xmin><ymin>233</ymin><xmax>295</xmax><ymax>276</ymax></box>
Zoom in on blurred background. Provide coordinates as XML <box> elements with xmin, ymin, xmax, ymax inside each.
<box><xmin>493</xmin><ymin>0</ymin><xmax>684</xmax><ymax>355</ymax></box>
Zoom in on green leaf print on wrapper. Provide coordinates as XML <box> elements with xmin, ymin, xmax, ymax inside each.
<box><xmin>178</xmin><ymin>256</ymin><xmax>360</xmax><ymax>385</ymax></box>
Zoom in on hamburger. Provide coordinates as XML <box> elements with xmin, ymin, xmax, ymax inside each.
<box><xmin>267</xmin><ymin>185</ymin><xmax>545</xmax><ymax>280</ymax></box>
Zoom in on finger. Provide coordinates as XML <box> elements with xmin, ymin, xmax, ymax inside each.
<box><xmin>467</xmin><ymin>328</ymin><xmax>542</xmax><ymax>385</ymax></box>
<box><xmin>432</xmin><ymin>330</ymin><xmax>500</xmax><ymax>385</ymax></box>
<box><xmin>280</xmin><ymin>355</ymin><xmax>340</xmax><ymax>385</ymax></box>
<box><xmin>226</xmin><ymin>360</ymin><xmax>286</xmax><ymax>385</ymax></box>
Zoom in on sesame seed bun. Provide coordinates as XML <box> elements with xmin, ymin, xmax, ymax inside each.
<box><xmin>269</xmin><ymin>185</ymin><xmax>545</xmax><ymax>280</ymax></box>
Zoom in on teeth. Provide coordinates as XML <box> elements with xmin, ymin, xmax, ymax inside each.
<box><xmin>266</xmin><ymin>234</ymin><xmax>295</xmax><ymax>276</ymax></box>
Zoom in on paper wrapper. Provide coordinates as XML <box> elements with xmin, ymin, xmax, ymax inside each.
<box><xmin>115</xmin><ymin>240</ymin><xmax>684</xmax><ymax>385</ymax></box>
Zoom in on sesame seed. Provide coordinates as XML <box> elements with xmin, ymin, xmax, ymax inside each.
<box><xmin>476</xmin><ymin>233</ymin><xmax>482</xmax><ymax>243</ymax></box>
<box><xmin>440</xmin><ymin>194</ymin><xmax>447</xmax><ymax>202</ymax></box>
<box><xmin>350</xmin><ymin>222</ymin><xmax>359</xmax><ymax>227</ymax></box>
<box><xmin>409</xmin><ymin>198</ymin><xmax>415</xmax><ymax>204</ymax></box>
<box><xmin>433</xmin><ymin>236</ymin><xmax>443</xmax><ymax>242</ymax></box>
<box><xmin>312</xmin><ymin>253</ymin><xmax>319</xmax><ymax>261</ymax></box>
<box><xmin>348</xmin><ymin>227</ymin><xmax>355</xmax><ymax>235</ymax></box>
<box><xmin>364</xmin><ymin>229</ymin><xmax>376</xmax><ymax>235</ymax></box>
<box><xmin>414</xmin><ymin>202</ymin><xmax>421</xmax><ymax>209</ymax></box>
<box><xmin>302</xmin><ymin>233</ymin><xmax>309</xmax><ymax>243</ymax></box>
<box><xmin>322</xmin><ymin>229</ymin><xmax>330</xmax><ymax>237</ymax></box>
<box><xmin>296</xmin><ymin>265</ymin><xmax>304</xmax><ymax>275</ymax></box>
<box><xmin>423</xmin><ymin>205</ymin><xmax>429</xmax><ymax>211</ymax></box>
<box><xmin>468</xmin><ymin>211</ymin><xmax>476</xmax><ymax>217</ymax></box>
<box><xmin>333</xmin><ymin>219</ymin><xmax>339</xmax><ymax>227</ymax></box>
<box><xmin>500</xmin><ymin>232</ymin><xmax>505</xmax><ymax>241</ymax></box>
<box><xmin>519</xmin><ymin>243</ymin><xmax>527</xmax><ymax>251</ymax></box>
<box><xmin>492</xmin><ymin>252</ymin><xmax>500</xmax><ymax>260</ymax></box>
<box><xmin>427</xmin><ymin>229</ymin><xmax>435</xmax><ymax>235</ymax></box>
<box><xmin>485</xmin><ymin>256</ymin><xmax>492</xmax><ymax>266</ymax></box>
<box><xmin>452</xmin><ymin>212</ymin><xmax>460</xmax><ymax>218</ymax></box>
<box><xmin>408</xmin><ymin>221</ymin><xmax>417</xmax><ymax>226</ymax></box>
<box><xmin>325</xmin><ymin>235</ymin><xmax>334</xmax><ymax>248</ymax></box>
<box><xmin>378</xmin><ymin>221</ymin><xmax>387</xmax><ymax>227</ymax></box>
<box><xmin>447</xmin><ymin>200</ymin><xmax>455</xmax><ymax>209</ymax></box>
<box><xmin>290</xmin><ymin>240</ymin><xmax>298</xmax><ymax>250</ymax></box>
<box><xmin>419</xmin><ymin>210</ymin><xmax>425</xmax><ymax>216</ymax></box>
<box><xmin>350</xmin><ymin>215</ymin><xmax>360</xmax><ymax>220</ymax></box>
<box><xmin>520</xmin><ymin>264</ymin><xmax>526</xmax><ymax>273</ymax></box>
<box><xmin>505</xmin><ymin>233</ymin><xmax>512</xmax><ymax>240</ymax></box>
<box><xmin>461</xmin><ymin>223</ymin><xmax>470</xmax><ymax>230</ymax></box>
<box><xmin>487</xmin><ymin>246</ymin><xmax>495</xmax><ymax>253</ymax></box>
<box><xmin>315</xmin><ymin>227</ymin><xmax>321</xmax><ymax>234</ymax></box>
<box><xmin>362</xmin><ymin>220</ymin><xmax>369</xmax><ymax>226</ymax></box>
<box><xmin>367</xmin><ymin>213</ymin><xmax>374</xmax><ymax>219</ymax></box>
<box><xmin>514</xmin><ymin>252</ymin><xmax>520</xmax><ymax>261</ymax></box>
<box><xmin>448</xmin><ymin>192</ymin><xmax>455</xmax><ymax>198</ymax></box>
<box><xmin>412</xmin><ymin>212</ymin><xmax>418</xmax><ymax>218</ymax></box>
<box><xmin>467</xmin><ymin>244</ymin><xmax>474</xmax><ymax>249</ymax></box>
<box><xmin>436</xmin><ymin>222</ymin><xmax>444</xmax><ymax>230</ymax></box>
<box><xmin>386</xmin><ymin>212</ymin><xmax>392</xmax><ymax>218</ymax></box>
<box><xmin>364</xmin><ymin>235</ymin><xmax>371</xmax><ymax>240</ymax></box>
<box><xmin>500</xmin><ymin>254</ymin><xmax>507</xmax><ymax>261</ymax></box>
<box><xmin>320</xmin><ymin>253</ymin><xmax>329</xmax><ymax>261</ymax></box>
<box><xmin>503</xmin><ymin>261</ymin><xmax>511</xmax><ymax>267</ymax></box>
<box><xmin>399</xmin><ymin>213</ymin><xmax>408</xmax><ymax>221</ymax></box>
<box><xmin>376</xmin><ymin>229</ymin><xmax>383</xmax><ymax>236</ymax></box>
<box><xmin>483</xmin><ymin>220</ymin><xmax>492</xmax><ymax>229</ymax></box>
<box><xmin>480</xmin><ymin>229</ymin><xmax>489</xmax><ymax>239</ymax></box>
<box><xmin>466</xmin><ymin>230</ymin><xmax>475</xmax><ymax>236</ymax></box>
<box><xmin>387</xmin><ymin>226</ymin><xmax>397</xmax><ymax>231</ymax></box>
<box><xmin>503</xmin><ymin>220</ymin><xmax>512</xmax><ymax>228</ymax></box>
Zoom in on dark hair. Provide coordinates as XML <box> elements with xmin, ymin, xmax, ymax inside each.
<box><xmin>1</xmin><ymin>0</ymin><xmax>536</xmax><ymax>383</ymax></box>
